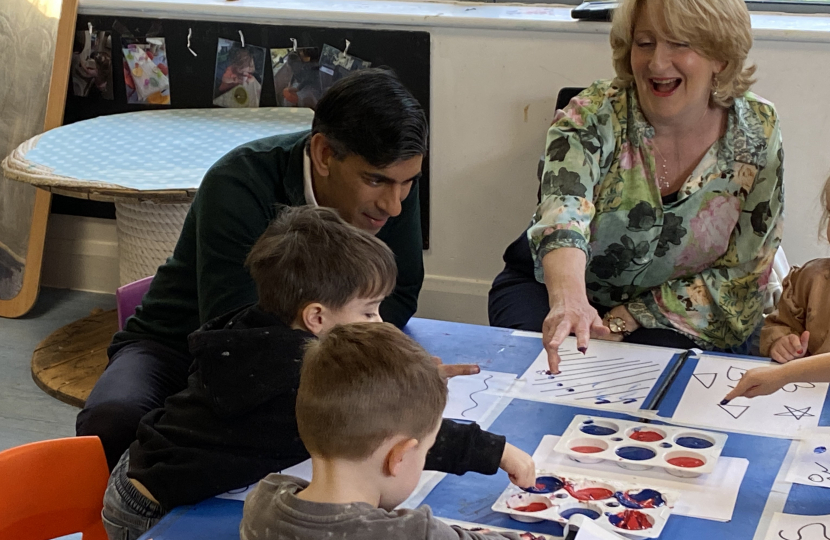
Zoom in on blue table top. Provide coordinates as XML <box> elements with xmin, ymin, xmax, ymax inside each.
<box><xmin>138</xmin><ymin>317</ymin><xmax>830</xmax><ymax>540</ymax></box>
<box><xmin>18</xmin><ymin>108</ymin><xmax>313</xmax><ymax>192</ymax></box>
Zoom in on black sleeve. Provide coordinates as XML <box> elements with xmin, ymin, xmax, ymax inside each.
<box><xmin>424</xmin><ymin>419</ymin><xmax>506</xmax><ymax>476</ymax></box>
<box><xmin>376</xmin><ymin>182</ymin><xmax>424</xmax><ymax>328</ymax></box>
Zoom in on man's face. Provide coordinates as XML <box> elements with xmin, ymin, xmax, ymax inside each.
<box><xmin>312</xmin><ymin>136</ymin><xmax>423</xmax><ymax>234</ymax></box>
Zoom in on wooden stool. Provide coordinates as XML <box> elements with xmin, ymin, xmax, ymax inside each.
<box><xmin>31</xmin><ymin>309</ymin><xmax>116</xmax><ymax>408</ymax></box>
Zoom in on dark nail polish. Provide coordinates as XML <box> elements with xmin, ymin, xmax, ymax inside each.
<box><xmin>578</xmin><ymin>347</ymin><xmax>587</xmax><ymax>354</ymax></box>
<box><xmin>719</xmin><ymin>399</ymin><xmax>730</xmax><ymax>406</ymax></box>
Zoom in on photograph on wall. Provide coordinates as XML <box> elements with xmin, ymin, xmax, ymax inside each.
<box><xmin>213</xmin><ymin>38</ymin><xmax>266</xmax><ymax>108</ymax></box>
<box><xmin>72</xmin><ymin>29</ymin><xmax>113</xmax><ymax>99</ymax></box>
<box><xmin>270</xmin><ymin>46</ymin><xmax>321</xmax><ymax>109</ymax></box>
<box><xmin>318</xmin><ymin>43</ymin><xmax>371</xmax><ymax>95</ymax></box>
<box><xmin>121</xmin><ymin>36</ymin><xmax>171</xmax><ymax>105</ymax></box>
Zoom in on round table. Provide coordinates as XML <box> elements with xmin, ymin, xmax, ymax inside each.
<box><xmin>1</xmin><ymin>107</ymin><xmax>313</xmax><ymax>406</ymax></box>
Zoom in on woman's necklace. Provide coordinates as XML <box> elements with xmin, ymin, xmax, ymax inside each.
<box><xmin>652</xmin><ymin>142</ymin><xmax>672</xmax><ymax>191</ymax></box>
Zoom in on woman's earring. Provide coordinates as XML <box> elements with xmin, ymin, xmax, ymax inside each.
<box><xmin>712</xmin><ymin>75</ymin><xmax>721</xmax><ymax>98</ymax></box>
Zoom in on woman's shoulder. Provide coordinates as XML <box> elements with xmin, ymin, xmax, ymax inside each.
<box><xmin>736</xmin><ymin>92</ymin><xmax>779</xmax><ymax>127</ymax></box>
<box><xmin>572</xmin><ymin>79</ymin><xmax>625</xmax><ymax>107</ymax></box>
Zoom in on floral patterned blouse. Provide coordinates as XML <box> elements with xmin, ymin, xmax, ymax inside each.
<box><xmin>528</xmin><ymin>80</ymin><xmax>784</xmax><ymax>350</ymax></box>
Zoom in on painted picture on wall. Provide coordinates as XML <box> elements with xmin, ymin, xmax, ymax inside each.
<box><xmin>270</xmin><ymin>46</ymin><xmax>321</xmax><ymax>109</ymax></box>
<box><xmin>213</xmin><ymin>38</ymin><xmax>266</xmax><ymax>108</ymax></box>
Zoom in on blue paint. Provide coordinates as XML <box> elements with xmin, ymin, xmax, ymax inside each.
<box><xmin>605</xmin><ymin>501</ymin><xmax>620</xmax><ymax>507</ymax></box>
<box><xmin>523</xmin><ymin>476</ymin><xmax>564</xmax><ymax>494</ymax></box>
<box><xmin>557</xmin><ymin>383</ymin><xmax>564</xmax><ymax>387</ymax></box>
<box><xmin>676</xmin><ymin>436</ymin><xmax>714</xmax><ymax>449</ymax></box>
<box><xmin>614</xmin><ymin>489</ymin><xmax>666</xmax><ymax>509</ymax></box>
<box><xmin>583</xmin><ymin>419</ymin><xmax>594</xmax><ymax>425</ymax></box>
<box><xmin>560</xmin><ymin>508</ymin><xmax>601</xmax><ymax>520</ymax></box>
<box><xmin>555</xmin><ymin>492</ymin><xmax>568</xmax><ymax>499</ymax></box>
<box><xmin>815</xmin><ymin>446</ymin><xmax>827</xmax><ymax>454</ymax></box>
<box><xmin>611</xmin><ymin>437</ymin><xmax>623</xmax><ymax>442</ymax></box>
<box><xmin>567</xmin><ymin>388</ymin><xmax>575</xmax><ymax>392</ymax></box>
<box><xmin>595</xmin><ymin>399</ymin><xmax>611</xmax><ymax>405</ymax></box>
<box><xmin>615</xmin><ymin>446</ymin><xmax>656</xmax><ymax>461</ymax></box>
<box><xmin>659</xmin><ymin>442</ymin><xmax>672</xmax><ymax>448</ymax></box>
<box><xmin>622</xmin><ymin>398</ymin><xmax>638</xmax><ymax>404</ymax></box>
<box><xmin>580</xmin><ymin>424</ymin><xmax>617</xmax><ymax>436</ymax></box>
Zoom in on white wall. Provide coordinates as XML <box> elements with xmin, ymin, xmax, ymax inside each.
<box><xmin>43</xmin><ymin>22</ymin><xmax>830</xmax><ymax>325</ymax></box>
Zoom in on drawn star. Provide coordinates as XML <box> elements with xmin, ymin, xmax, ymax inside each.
<box><xmin>774</xmin><ymin>406</ymin><xmax>815</xmax><ymax>421</ymax></box>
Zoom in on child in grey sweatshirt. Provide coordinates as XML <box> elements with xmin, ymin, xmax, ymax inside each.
<box><xmin>240</xmin><ymin>323</ymin><xmax>537</xmax><ymax>540</ymax></box>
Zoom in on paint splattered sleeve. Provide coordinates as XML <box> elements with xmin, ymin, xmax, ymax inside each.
<box><xmin>628</xmin><ymin>114</ymin><xmax>784</xmax><ymax>349</ymax></box>
<box><xmin>527</xmin><ymin>82</ymin><xmax>617</xmax><ymax>283</ymax></box>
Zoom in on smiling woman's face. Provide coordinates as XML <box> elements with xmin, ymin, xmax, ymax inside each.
<box><xmin>630</xmin><ymin>0</ymin><xmax>724</xmax><ymax>128</ymax></box>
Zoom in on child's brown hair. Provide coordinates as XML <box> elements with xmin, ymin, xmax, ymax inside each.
<box><xmin>245</xmin><ymin>206</ymin><xmax>397</xmax><ymax>325</ymax></box>
<box><xmin>296</xmin><ymin>322</ymin><xmax>447</xmax><ymax>460</ymax></box>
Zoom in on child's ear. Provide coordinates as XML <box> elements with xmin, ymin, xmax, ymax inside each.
<box><xmin>300</xmin><ymin>303</ymin><xmax>327</xmax><ymax>335</ymax></box>
<box><xmin>384</xmin><ymin>438</ymin><xmax>419</xmax><ymax>478</ymax></box>
<box><xmin>309</xmin><ymin>133</ymin><xmax>333</xmax><ymax>179</ymax></box>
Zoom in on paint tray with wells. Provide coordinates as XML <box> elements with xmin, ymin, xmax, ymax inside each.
<box><xmin>491</xmin><ymin>471</ymin><xmax>677</xmax><ymax>538</ymax></box>
<box><xmin>554</xmin><ymin>415</ymin><xmax>727</xmax><ymax>478</ymax></box>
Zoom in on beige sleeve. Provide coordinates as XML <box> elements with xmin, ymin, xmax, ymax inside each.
<box><xmin>760</xmin><ymin>266</ymin><xmax>807</xmax><ymax>356</ymax></box>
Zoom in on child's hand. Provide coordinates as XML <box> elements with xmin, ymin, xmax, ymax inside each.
<box><xmin>723</xmin><ymin>365</ymin><xmax>787</xmax><ymax>401</ymax></box>
<box><xmin>499</xmin><ymin>443</ymin><xmax>536</xmax><ymax>489</ymax></box>
<box><xmin>770</xmin><ymin>331</ymin><xmax>810</xmax><ymax>364</ymax></box>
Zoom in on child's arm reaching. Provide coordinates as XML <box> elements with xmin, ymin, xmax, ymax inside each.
<box><xmin>723</xmin><ymin>353</ymin><xmax>830</xmax><ymax>401</ymax></box>
<box><xmin>425</xmin><ymin>420</ymin><xmax>536</xmax><ymax>488</ymax></box>
<box><xmin>760</xmin><ymin>266</ymin><xmax>809</xmax><ymax>363</ymax></box>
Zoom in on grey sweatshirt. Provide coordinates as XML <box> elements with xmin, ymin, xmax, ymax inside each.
<box><xmin>240</xmin><ymin>474</ymin><xmax>523</xmax><ymax>540</ymax></box>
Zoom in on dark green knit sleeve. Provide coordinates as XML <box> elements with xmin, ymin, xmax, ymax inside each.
<box><xmin>376</xmin><ymin>184</ymin><xmax>425</xmax><ymax>328</ymax></box>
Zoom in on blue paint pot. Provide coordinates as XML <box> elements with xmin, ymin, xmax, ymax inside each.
<box><xmin>615</xmin><ymin>446</ymin><xmax>656</xmax><ymax>461</ymax></box>
<box><xmin>523</xmin><ymin>476</ymin><xmax>564</xmax><ymax>494</ymax></box>
<box><xmin>614</xmin><ymin>489</ymin><xmax>666</xmax><ymax>509</ymax></box>
<box><xmin>580</xmin><ymin>423</ymin><xmax>618</xmax><ymax>436</ymax></box>
<box><xmin>675</xmin><ymin>436</ymin><xmax>714</xmax><ymax>449</ymax></box>
<box><xmin>560</xmin><ymin>507</ymin><xmax>601</xmax><ymax>520</ymax></box>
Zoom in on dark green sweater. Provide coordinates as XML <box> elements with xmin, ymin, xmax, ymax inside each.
<box><xmin>111</xmin><ymin>131</ymin><xmax>424</xmax><ymax>355</ymax></box>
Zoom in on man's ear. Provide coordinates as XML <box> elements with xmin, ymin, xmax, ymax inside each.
<box><xmin>384</xmin><ymin>438</ymin><xmax>419</xmax><ymax>478</ymax></box>
<box><xmin>309</xmin><ymin>133</ymin><xmax>334</xmax><ymax>179</ymax></box>
<box><xmin>299</xmin><ymin>302</ymin><xmax>327</xmax><ymax>335</ymax></box>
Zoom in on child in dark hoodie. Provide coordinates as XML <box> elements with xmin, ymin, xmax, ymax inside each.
<box><xmin>100</xmin><ymin>206</ymin><xmax>535</xmax><ymax>540</ymax></box>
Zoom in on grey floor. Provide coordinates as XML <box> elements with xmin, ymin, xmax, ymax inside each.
<box><xmin>0</xmin><ymin>287</ymin><xmax>115</xmax><ymax>452</ymax></box>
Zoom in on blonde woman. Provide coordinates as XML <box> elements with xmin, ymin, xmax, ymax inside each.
<box><xmin>489</xmin><ymin>0</ymin><xmax>784</xmax><ymax>374</ymax></box>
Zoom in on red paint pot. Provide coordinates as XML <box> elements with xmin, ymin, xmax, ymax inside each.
<box><xmin>565</xmin><ymin>485</ymin><xmax>614</xmax><ymax>501</ymax></box>
<box><xmin>667</xmin><ymin>456</ymin><xmax>705</xmax><ymax>468</ymax></box>
<box><xmin>572</xmin><ymin>446</ymin><xmax>605</xmax><ymax>454</ymax></box>
<box><xmin>514</xmin><ymin>502</ymin><xmax>549</xmax><ymax>512</ymax></box>
<box><xmin>609</xmin><ymin>510</ymin><xmax>654</xmax><ymax>530</ymax></box>
<box><xmin>629</xmin><ymin>431</ymin><xmax>664</xmax><ymax>442</ymax></box>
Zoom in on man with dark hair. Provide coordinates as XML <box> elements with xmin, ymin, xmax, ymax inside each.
<box><xmin>78</xmin><ymin>69</ymin><xmax>431</xmax><ymax>470</ymax></box>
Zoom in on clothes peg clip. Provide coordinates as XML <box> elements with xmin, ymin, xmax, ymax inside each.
<box><xmin>187</xmin><ymin>28</ymin><xmax>197</xmax><ymax>57</ymax></box>
<box><xmin>239</xmin><ymin>30</ymin><xmax>245</xmax><ymax>47</ymax></box>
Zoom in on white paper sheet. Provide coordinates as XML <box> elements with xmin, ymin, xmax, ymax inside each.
<box><xmin>444</xmin><ymin>370</ymin><xmax>517</xmax><ymax>422</ymax></box>
<box><xmin>532</xmin><ymin>435</ymin><xmax>748</xmax><ymax>522</ymax></box>
<box><xmin>763</xmin><ymin>512</ymin><xmax>830</xmax><ymax>540</ymax></box>
<box><xmin>671</xmin><ymin>355</ymin><xmax>828</xmax><ymax>438</ymax></box>
<box><xmin>509</xmin><ymin>338</ymin><xmax>680</xmax><ymax>411</ymax></box>
<box><xmin>785</xmin><ymin>435</ymin><xmax>830</xmax><ymax>489</ymax></box>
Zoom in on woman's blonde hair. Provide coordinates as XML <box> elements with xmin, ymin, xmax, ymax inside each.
<box><xmin>609</xmin><ymin>0</ymin><xmax>756</xmax><ymax>108</ymax></box>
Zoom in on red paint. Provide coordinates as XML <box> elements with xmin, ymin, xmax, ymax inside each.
<box><xmin>565</xmin><ymin>485</ymin><xmax>614</xmax><ymax>501</ymax></box>
<box><xmin>514</xmin><ymin>502</ymin><xmax>548</xmax><ymax>512</ymax></box>
<box><xmin>629</xmin><ymin>431</ymin><xmax>664</xmax><ymax>442</ymax></box>
<box><xmin>572</xmin><ymin>446</ymin><xmax>605</xmax><ymax>454</ymax></box>
<box><xmin>610</xmin><ymin>510</ymin><xmax>654</xmax><ymax>530</ymax></box>
<box><xmin>667</xmin><ymin>457</ymin><xmax>705</xmax><ymax>468</ymax></box>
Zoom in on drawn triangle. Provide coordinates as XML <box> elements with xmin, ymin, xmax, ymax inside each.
<box><xmin>718</xmin><ymin>403</ymin><xmax>749</xmax><ymax>419</ymax></box>
<box><xmin>692</xmin><ymin>373</ymin><xmax>717</xmax><ymax>389</ymax></box>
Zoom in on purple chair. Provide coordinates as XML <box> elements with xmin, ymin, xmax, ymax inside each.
<box><xmin>115</xmin><ymin>275</ymin><xmax>154</xmax><ymax>331</ymax></box>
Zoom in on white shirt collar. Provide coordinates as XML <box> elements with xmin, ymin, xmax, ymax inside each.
<box><xmin>303</xmin><ymin>148</ymin><xmax>318</xmax><ymax>207</ymax></box>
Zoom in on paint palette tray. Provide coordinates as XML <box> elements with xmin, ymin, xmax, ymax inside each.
<box><xmin>491</xmin><ymin>471</ymin><xmax>677</xmax><ymax>538</ymax></box>
<box><xmin>554</xmin><ymin>415</ymin><xmax>728</xmax><ymax>478</ymax></box>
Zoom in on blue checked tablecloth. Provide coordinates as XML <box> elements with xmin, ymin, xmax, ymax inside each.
<box><xmin>15</xmin><ymin>108</ymin><xmax>314</xmax><ymax>194</ymax></box>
